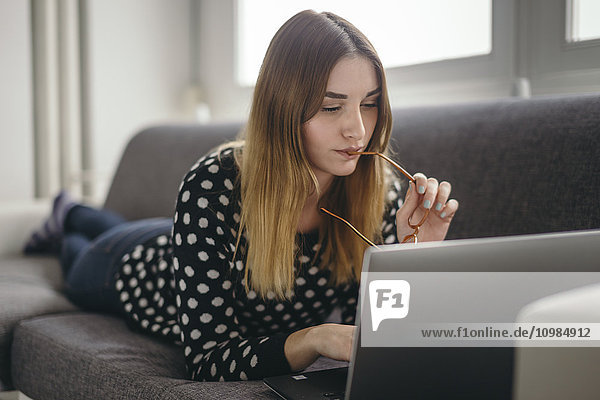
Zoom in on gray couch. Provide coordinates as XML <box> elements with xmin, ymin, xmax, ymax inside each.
<box><xmin>1</xmin><ymin>94</ymin><xmax>599</xmax><ymax>399</ymax></box>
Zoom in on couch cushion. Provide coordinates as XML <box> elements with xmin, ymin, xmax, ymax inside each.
<box><xmin>12</xmin><ymin>313</ymin><xmax>346</xmax><ymax>400</ymax></box>
<box><xmin>0</xmin><ymin>256</ymin><xmax>78</xmax><ymax>389</ymax></box>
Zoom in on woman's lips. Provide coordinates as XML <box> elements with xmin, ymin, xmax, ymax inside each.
<box><xmin>335</xmin><ymin>149</ymin><xmax>361</xmax><ymax>159</ymax></box>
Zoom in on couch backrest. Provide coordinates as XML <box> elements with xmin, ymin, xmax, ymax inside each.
<box><xmin>104</xmin><ymin>94</ymin><xmax>600</xmax><ymax>239</ymax></box>
<box><xmin>390</xmin><ymin>94</ymin><xmax>600</xmax><ymax>239</ymax></box>
<box><xmin>104</xmin><ymin>123</ymin><xmax>241</xmax><ymax>221</ymax></box>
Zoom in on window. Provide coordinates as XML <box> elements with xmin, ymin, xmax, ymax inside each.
<box><xmin>567</xmin><ymin>0</ymin><xmax>600</xmax><ymax>42</ymax></box>
<box><xmin>236</xmin><ymin>0</ymin><xmax>492</xmax><ymax>87</ymax></box>
<box><xmin>526</xmin><ymin>0</ymin><xmax>600</xmax><ymax>97</ymax></box>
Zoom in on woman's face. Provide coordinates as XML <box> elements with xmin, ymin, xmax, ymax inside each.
<box><xmin>303</xmin><ymin>56</ymin><xmax>380</xmax><ymax>190</ymax></box>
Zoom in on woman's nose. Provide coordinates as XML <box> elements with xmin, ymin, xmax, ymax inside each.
<box><xmin>342</xmin><ymin>107</ymin><xmax>366</xmax><ymax>140</ymax></box>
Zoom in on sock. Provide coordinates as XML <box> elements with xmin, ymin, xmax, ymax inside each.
<box><xmin>51</xmin><ymin>190</ymin><xmax>77</xmax><ymax>234</ymax></box>
<box><xmin>23</xmin><ymin>190</ymin><xmax>78</xmax><ymax>255</ymax></box>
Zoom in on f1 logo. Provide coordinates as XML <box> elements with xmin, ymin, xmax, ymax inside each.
<box><xmin>369</xmin><ymin>280</ymin><xmax>411</xmax><ymax>331</ymax></box>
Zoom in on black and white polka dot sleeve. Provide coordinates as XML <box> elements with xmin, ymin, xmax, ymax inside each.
<box><xmin>339</xmin><ymin>178</ymin><xmax>404</xmax><ymax>324</ymax></box>
<box><xmin>172</xmin><ymin>149</ymin><xmax>292</xmax><ymax>382</ymax></box>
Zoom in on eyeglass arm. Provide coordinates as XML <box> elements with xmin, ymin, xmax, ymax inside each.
<box><xmin>347</xmin><ymin>151</ymin><xmax>415</xmax><ymax>182</ymax></box>
<box><xmin>320</xmin><ymin>208</ymin><xmax>380</xmax><ymax>249</ymax></box>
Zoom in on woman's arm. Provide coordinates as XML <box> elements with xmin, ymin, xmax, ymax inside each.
<box><xmin>284</xmin><ymin>323</ymin><xmax>356</xmax><ymax>371</ymax></box>
<box><xmin>284</xmin><ymin>325</ymin><xmax>319</xmax><ymax>370</ymax></box>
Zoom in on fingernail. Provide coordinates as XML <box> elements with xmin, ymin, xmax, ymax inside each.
<box><xmin>418</xmin><ymin>185</ymin><xmax>425</xmax><ymax>194</ymax></box>
<box><xmin>435</xmin><ymin>202</ymin><xmax>442</xmax><ymax>211</ymax></box>
<box><xmin>423</xmin><ymin>200</ymin><xmax>431</xmax><ymax>209</ymax></box>
<box><xmin>440</xmin><ymin>211</ymin><xmax>446</xmax><ymax>218</ymax></box>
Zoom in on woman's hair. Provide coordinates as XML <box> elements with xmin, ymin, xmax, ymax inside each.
<box><xmin>235</xmin><ymin>10</ymin><xmax>393</xmax><ymax>299</ymax></box>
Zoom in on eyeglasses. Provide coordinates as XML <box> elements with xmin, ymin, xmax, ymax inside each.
<box><xmin>320</xmin><ymin>152</ymin><xmax>430</xmax><ymax>247</ymax></box>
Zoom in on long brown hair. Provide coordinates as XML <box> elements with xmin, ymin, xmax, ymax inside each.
<box><xmin>235</xmin><ymin>10</ymin><xmax>393</xmax><ymax>299</ymax></box>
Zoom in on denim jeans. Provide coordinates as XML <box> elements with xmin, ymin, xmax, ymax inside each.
<box><xmin>64</xmin><ymin>218</ymin><xmax>172</xmax><ymax>313</ymax></box>
<box><xmin>60</xmin><ymin>205</ymin><xmax>127</xmax><ymax>275</ymax></box>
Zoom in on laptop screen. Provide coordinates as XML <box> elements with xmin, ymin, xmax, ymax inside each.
<box><xmin>347</xmin><ymin>230</ymin><xmax>600</xmax><ymax>399</ymax></box>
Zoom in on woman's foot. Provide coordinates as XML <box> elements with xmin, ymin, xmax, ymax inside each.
<box><xmin>23</xmin><ymin>190</ymin><xmax>78</xmax><ymax>254</ymax></box>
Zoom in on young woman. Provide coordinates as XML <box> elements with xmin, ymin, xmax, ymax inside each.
<box><xmin>25</xmin><ymin>10</ymin><xmax>457</xmax><ymax>382</ymax></box>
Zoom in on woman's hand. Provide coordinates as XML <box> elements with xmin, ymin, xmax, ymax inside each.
<box><xmin>396</xmin><ymin>173</ymin><xmax>459</xmax><ymax>243</ymax></box>
<box><xmin>284</xmin><ymin>323</ymin><xmax>356</xmax><ymax>371</ymax></box>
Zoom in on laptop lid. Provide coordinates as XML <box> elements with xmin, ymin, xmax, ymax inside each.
<box><xmin>346</xmin><ymin>229</ymin><xmax>600</xmax><ymax>399</ymax></box>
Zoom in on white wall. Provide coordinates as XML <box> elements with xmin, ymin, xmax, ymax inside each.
<box><xmin>0</xmin><ymin>0</ymin><xmax>34</xmax><ymax>202</ymax></box>
<box><xmin>196</xmin><ymin>0</ymin><xmax>253</xmax><ymax>122</ymax></box>
<box><xmin>85</xmin><ymin>0</ymin><xmax>194</xmax><ymax>202</ymax></box>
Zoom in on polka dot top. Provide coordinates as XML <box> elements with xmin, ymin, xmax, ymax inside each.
<box><xmin>114</xmin><ymin>146</ymin><xmax>403</xmax><ymax>382</ymax></box>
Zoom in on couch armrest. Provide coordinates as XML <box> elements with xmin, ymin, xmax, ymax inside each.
<box><xmin>514</xmin><ymin>284</ymin><xmax>600</xmax><ymax>400</ymax></box>
<box><xmin>0</xmin><ymin>201</ymin><xmax>51</xmax><ymax>257</ymax></box>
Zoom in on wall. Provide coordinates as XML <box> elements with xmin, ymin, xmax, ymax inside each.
<box><xmin>0</xmin><ymin>1</ymin><xmax>34</xmax><ymax>202</ymax></box>
<box><xmin>85</xmin><ymin>0</ymin><xmax>194</xmax><ymax>202</ymax></box>
<box><xmin>196</xmin><ymin>0</ymin><xmax>253</xmax><ymax>122</ymax></box>
<box><xmin>0</xmin><ymin>0</ymin><xmax>194</xmax><ymax>204</ymax></box>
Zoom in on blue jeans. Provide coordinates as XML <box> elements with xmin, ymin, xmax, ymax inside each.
<box><xmin>60</xmin><ymin>205</ymin><xmax>127</xmax><ymax>274</ymax></box>
<box><xmin>63</xmin><ymin>211</ymin><xmax>172</xmax><ymax>313</ymax></box>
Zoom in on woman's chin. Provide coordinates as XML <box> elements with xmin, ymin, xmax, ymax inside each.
<box><xmin>333</xmin><ymin>163</ymin><xmax>359</xmax><ymax>177</ymax></box>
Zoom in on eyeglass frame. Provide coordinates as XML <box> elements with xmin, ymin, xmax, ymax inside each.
<box><xmin>320</xmin><ymin>151</ymin><xmax>430</xmax><ymax>248</ymax></box>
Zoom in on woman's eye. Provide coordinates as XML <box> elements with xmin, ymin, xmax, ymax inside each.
<box><xmin>361</xmin><ymin>103</ymin><xmax>378</xmax><ymax>109</ymax></box>
<box><xmin>321</xmin><ymin>106</ymin><xmax>341</xmax><ymax>113</ymax></box>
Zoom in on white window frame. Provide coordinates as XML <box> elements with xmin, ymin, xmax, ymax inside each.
<box><xmin>232</xmin><ymin>0</ymin><xmax>514</xmax><ymax>108</ymax></box>
<box><xmin>195</xmin><ymin>0</ymin><xmax>600</xmax><ymax>121</ymax></box>
<box><xmin>383</xmin><ymin>0</ymin><xmax>516</xmax><ymax>107</ymax></box>
<box><xmin>525</xmin><ymin>0</ymin><xmax>600</xmax><ymax>95</ymax></box>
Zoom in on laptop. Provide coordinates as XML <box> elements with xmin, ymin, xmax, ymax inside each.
<box><xmin>264</xmin><ymin>229</ymin><xmax>600</xmax><ymax>399</ymax></box>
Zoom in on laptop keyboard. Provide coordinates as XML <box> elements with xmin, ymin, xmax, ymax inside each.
<box><xmin>322</xmin><ymin>392</ymin><xmax>345</xmax><ymax>399</ymax></box>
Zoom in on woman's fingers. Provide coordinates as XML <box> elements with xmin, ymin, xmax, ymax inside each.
<box><xmin>404</xmin><ymin>173</ymin><xmax>439</xmax><ymax>210</ymax></box>
<box><xmin>433</xmin><ymin>181</ymin><xmax>451</xmax><ymax>214</ymax></box>
<box><xmin>413</xmin><ymin>173</ymin><xmax>428</xmax><ymax>197</ymax></box>
<box><xmin>422</xmin><ymin>177</ymin><xmax>439</xmax><ymax>210</ymax></box>
<box><xmin>396</xmin><ymin>173</ymin><xmax>458</xmax><ymax>242</ymax></box>
<box><xmin>439</xmin><ymin>198</ymin><xmax>459</xmax><ymax>219</ymax></box>
<box><xmin>400</xmin><ymin>174</ymin><xmax>459</xmax><ymax>222</ymax></box>
<box><xmin>397</xmin><ymin>181</ymin><xmax>418</xmax><ymax>223</ymax></box>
